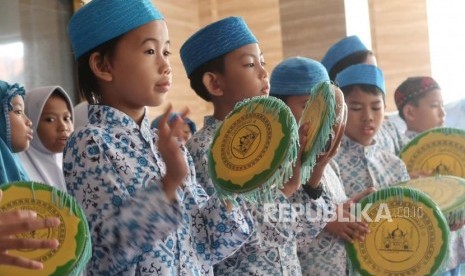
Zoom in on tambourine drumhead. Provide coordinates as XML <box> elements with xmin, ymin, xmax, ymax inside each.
<box><xmin>347</xmin><ymin>186</ymin><xmax>449</xmax><ymax>276</ymax></box>
<box><xmin>0</xmin><ymin>182</ymin><xmax>91</xmax><ymax>276</ymax></box>
<box><xmin>400</xmin><ymin>127</ymin><xmax>465</xmax><ymax>178</ymax></box>
<box><xmin>400</xmin><ymin>175</ymin><xmax>465</xmax><ymax>226</ymax></box>
<box><xmin>209</xmin><ymin>96</ymin><xmax>298</xmax><ymax>197</ymax></box>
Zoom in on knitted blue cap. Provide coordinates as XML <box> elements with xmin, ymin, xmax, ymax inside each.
<box><xmin>335</xmin><ymin>64</ymin><xmax>385</xmax><ymax>94</ymax></box>
<box><xmin>321</xmin><ymin>35</ymin><xmax>368</xmax><ymax>73</ymax></box>
<box><xmin>68</xmin><ymin>0</ymin><xmax>164</xmax><ymax>60</ymax></box>
<box><xmin>180</xmin><ymin>16</ymin><xmax>258</xmax><ymax>76</ymax></box>
<box><xmin>270</xmin><ymin>57</ymin><xmax>330</xmax><ymax>96</ymax></box>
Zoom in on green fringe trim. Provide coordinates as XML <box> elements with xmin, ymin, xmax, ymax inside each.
<box><xmin>400</xmin><ymin>126</ymin><xmax>465</xmax><ymax>157</ymax></box>
<box><xmin>300</xmin><ymin>81</ymin><xmax>336</xmax><ymax>184</ymax></box>
<box><xmin>212</xmin><ymin>96</ymin><xmax>299</xmax><ymax>205</ymax></box>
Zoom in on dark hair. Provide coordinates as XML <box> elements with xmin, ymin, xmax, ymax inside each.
<box><xmin>188</xmin><ymin>55</ymin><xmax>226</xmax><ymax>102</ymax></box>
<box><xmin>329</xmin><ymin>51</ymin><xmax>373</xmax><ymax>81</ymax></box>
<box><xmin>397</xmin><ymin>92</ymin><xmax>431</xmax><ymax>120</ymax></box>
<box><xmin>76</xmin><ymin>35</ymin><xmax>123</xmax><ymax>104</ymax></box>
<box><xmin>340</xmin><ymin>84</ymin><xmax>385</xmax><ymax>102</ymax></box>
<box><xmin>51</xmin><ymin>90</ymin><xmax>72</xmax><ymax>115</ymax></box>
<box><xmin>270</xmin><ymin>94</ymin><xmax>289</xmax><ymax>104</ymax></box>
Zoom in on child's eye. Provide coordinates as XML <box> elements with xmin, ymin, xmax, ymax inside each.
<box><xmin>260</xmin><ymin>61</ymin><xmax>266</xmax><ymax>67</ymax></box>
<box><xmin>350</xmin><ymin>107</ymin><xmax>361</xmax><ymax>111</ymax></box>
<box><xmin>64</xmin><ymin>115</ymin><xmax>72</xmax><ymax>121</ymax></box>
<box><xmin>163</xmin><ymin>50</ymin><xmax>172</xmax><ymax>57</ymax></box>
<box><xmin>46</xmin><ymin>117</ymin><xmax>56</xmax><ymax>123</ymax></box>
<box><xmin>244</xmin><ymin>63</ymin><xmax>254</xmax><ymax>68</ymax></box>
<box><xmin>145</xmin><ymin>49</ymin><xmax>155</xmax><ymax>55</ymax></box>
<box><xmin>14</xmin><ymin>109</ymin><xmax>23</xmax><ymax>115</ymax></box>
<box><xmin>372</xmin><ymin>107</ymin><xmax>382</xmax><ymax>111</ymax></box>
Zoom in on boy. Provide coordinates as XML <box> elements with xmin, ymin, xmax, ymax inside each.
<box><xmin>394</xmin><ymin>76</ymin><xmax>446</xmax><ymax>139</ymax></box>
<box><xmin>65</xmin><ymin>2</ymin><xmax>253</xmax><ymax>274</ymax></box>
<box><xmin>334</xmin><ymin>64</ymin><xmax>410</xmax><ymax>197</ymax></box>
<box><xmin>181</xmin><ymin>18</ymin><xmax>329</xmax><ymax>275</ymax></box>
<box><xmin>322</xmin><ymin>35</ymin><xmax>408</xmax><ymax>155</ymax></box>
<box><xmin>270</xmin><ymin>57</ymin><xmax>372</xmax><ymax>275</ymax></box>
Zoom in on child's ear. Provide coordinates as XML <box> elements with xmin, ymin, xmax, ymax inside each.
<box><xmin>202</xmin><ymin>72</ymin><xmax>223</xmax><ymax>97</ymax></box>
<box><xmin>403</xmin><ymin>104</ymin><xmax>416</xmax><ymax>121</ymax></box>
<box><xmin>89</xmin><ymin>52</ymin><xmax>113</xmax><ymax>82</ymax></box>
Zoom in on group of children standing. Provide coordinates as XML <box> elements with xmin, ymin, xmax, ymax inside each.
<box><xmin>0</xmin><ymin>0</ymin><xmax>463</xmax><ymax>275</ymax></box>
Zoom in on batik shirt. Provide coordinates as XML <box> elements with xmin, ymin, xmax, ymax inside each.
<box><xmin>404</xmin><ymin>130</ymin><xmax>465</xmax><ymax>271</ymax></box>
<box><xmin>296</xmin><ymin>161</ymin><xmax>349</xmax><ymax>276</ymax></box>
<box><xmin>334</xmin><ymin>136</ymin><xmax>410</xmax><ymax>198</ymax></box>
<box><xmin>376</xmin><ymin>120</ymin><xmax>409</xmax><ymax>155</ymax></box>
<box><xmin>64</xmin><ymin>105</ymin><xmax>253</xmax><ymax>275</ymax></box>
<box><xmin>187</xmin><ymin>116</ymin><xmax>330</xmax><ymax>275</ymax></box>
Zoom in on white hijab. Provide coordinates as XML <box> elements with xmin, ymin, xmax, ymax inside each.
<box><xmin>18</xmin><ymin>86</ymin><xmax>74</xmax><ymax>191</ymax></box>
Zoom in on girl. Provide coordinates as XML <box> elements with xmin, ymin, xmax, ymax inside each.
<box><xmin>0</xmin><ymin>80</ymin><xmax>60</xmax><ymax>270</ymax></box>
<box><xmin>19</xmin><ymin>86</ymin><xmax>74</xmax><ymax>191</ymax></box>
<box><xmin>65</xmin><ymin>1</ymin><xmax>253</xmax><ymax>275</ymax></box>
<box><xmin>0</xmin><ymin>80</ymin><xmax>32</xmax><ymax>184</ymax></box>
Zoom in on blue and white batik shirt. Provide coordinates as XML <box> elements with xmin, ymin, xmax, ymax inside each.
<box><xmin>64</xmin><ymin>105</ymin><xmax>253</xmax><ymax>275</ymax></box>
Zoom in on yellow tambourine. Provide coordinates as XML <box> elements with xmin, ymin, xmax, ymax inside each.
<box><xmin>0</xmin><ymin>182</ymin><xmax>91</xmax><ymax>275</ymax></box>
<box><xmin>299</xmin><ymin>82</ymin><xmax>346</xmax><ymax>183</ymax></box>
<box><xmin>347</xmin><ymin>186</ymin><xmax>449</xmax><ymax>276</ymax></box>
<box><xmin>208</xmin><ymin>96</ymin><xmax>299</xmax><ymax>203</ymax></box>
<box><xmin>400</xmin><ymin>127</ymin><xmax>465</xmax><ymax>177</ymax></box>
<box><xmin>399</xmin><ymin>175</ymin><xmax>465</xmax><ymax>226</ymax></box>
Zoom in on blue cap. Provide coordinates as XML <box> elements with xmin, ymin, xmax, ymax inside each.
<box><xmin>270</xmin><ymin>57</ymin><xmax>330</xmax><ymax>96</ymax></box>
<box><xmin>180</xmin><ymin>16</ymin><xmax>258</xmax><ymax>76</ymax></box>
<box><xmin>335</xmin><ymin>64</ymin><xmax>385</xmax><ymax>94</ymax></box>
<box><xmin>68</xmin><ymin>0</ymin><xmax>164</xmax><ymax>60</ymax></box>
<box><xmin>151</xmin><ymin>113</ymin><xmax>197</xmax><ymax>135</ymax></box>
<box><xmin>321</xmin><ymin>36</ymin><xmax>368</xmax><ymax>74</ymax></box>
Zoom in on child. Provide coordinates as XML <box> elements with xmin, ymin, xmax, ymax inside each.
<box><xmin>334</xmin><ymin>64</ymin><xmax>410</xmax><ymax>197</ymax></box>
<box><xmin>395</xmin><ymin>77</ymin><xmax>462</xmax><ymax>276</ymax></box>
<box><xmin>394</xmin><ymin>76</ymin><xmax>446</xmax><ymax>139</ymax></box>
<box><xmin>19</xmin><ymin>86</ymin><xmax>74</xmax><ymax>191</ymax></box>
<box><xmin>0</xmin><ymin>80</ymin><xmax>32</xmax><ymax>184</ymax></box>
<box><xmin>65</xmin><ymin>1</ymin><xmax>253</xmax><ymax>275</ymax></box>
<box><xmin>151</xmin><ymin>112</ymin><xmax>196</xmax><ymax>145</ymax></box>
<box><xmin>181</xmin><ymin>18</ymin><xmax>330</xmax><ymax>275</ymax></box>
<box><xmin>270</xmin><ymin>57</ymin><xmax>372</xmax><ymax>275</ymax></box>
<box><xmin>322</xmin><ymin>35</ymin><xmax>408</xmax><ymax>155</ymax></box>
<box><xmin>0</xmin><ymin>81</ymin><xmax>63</xmax><ymax>271</ymax></box>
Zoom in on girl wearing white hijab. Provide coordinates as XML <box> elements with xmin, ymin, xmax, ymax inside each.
<box><xmin>19</xmin><ymin>86</ymin><xmax>74</xmax><ymax>191</ymax></box>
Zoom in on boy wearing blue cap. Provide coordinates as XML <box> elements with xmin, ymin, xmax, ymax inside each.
<box><xmin>65</xmin><ymin>1</ymin><xmax>253</xmax><ymax>275</ymax></box>
<box><xmin>334</xmin><ymin>64</ymin><xmax>409</xmax><ymax>197</ymax></box>
<box><xmin>322</xmin><ymin>36</ymin><xmax>408</xmax><ymax>156</ymax></box>
<box><xmin>181</xmin><ymin>17</ymin><xmax>313</xmax><ymax>275</ymax></box>
<box><xmin>270</xmin><ymin>57</ymin><xmax>373</xmax><ymax>275</ymax></box>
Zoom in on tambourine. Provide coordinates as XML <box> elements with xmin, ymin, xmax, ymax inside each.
<box><xmin>347</xmin><ymin>186</ymin><xmax>449</xmax><ymax>275</ymax></box>
<box><xmin>0</xmin><ymin>182</ymin><xmax>91</xmax><ymax>275</ymax></box>
<box><xmin>299</xmin><ymin>82</ymin><xmax>346</xmax><ymax>183</ymax></box>
<box><xmin>399</xmin><ymin>175</ymin><xmax>465</xmax><ymax>226</ymax></box>
<box><xmin>400</xmin><ymin>127</ymin><xmax>465</xmax><ymax>178</ymax></box>
<box><xmin>208</xmin><ymin>96</ymin><xmax>299</xmax><ymax>203</ymax></box>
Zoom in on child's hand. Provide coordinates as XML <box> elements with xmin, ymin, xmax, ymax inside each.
<box><xmin>281</xmin><ymin>123</ymin><xmax>308</xmax><ymax>197</ymax></box>
<box><xmin>409</xmin><ymin>170</ymin><xmax>432</xmax><ymax>179</ymax></box>
<box><xmin>325</xmin><ymin>205</ymin><xmax>370</xmax><ymax>243</ymax></box>
<box><xmin>157</xmin><ymin>105</ymin><xmax>190</xmax><ymax>201</ymax></box>
<box><xmin>0</xmin><ymin>191</ymin><xmax>61</xmax><ymax>269</ymax></box>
